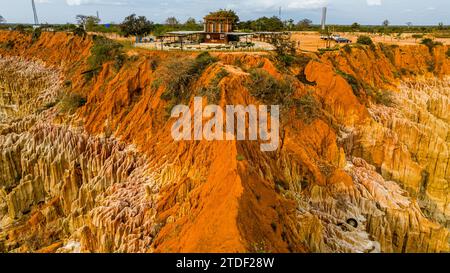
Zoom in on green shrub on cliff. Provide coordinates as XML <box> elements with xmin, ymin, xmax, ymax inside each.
<box><xmin>0</xmin><ymin>40</ymin><xmax>15</xmax><ymax>50</ymax></box>
<box><xmin>247</xmin><ymin>68</ymin><xmax>322</xmax><ymax>124</ymax></box>
<box><xmin>73</xmin><ymin>26</ymin><xmax>87</xmax><ymax>37</ymax></box>
<box><xmin>247</xmin><ymin>68</ymin><xmax>295</xmax><ymax>107</ymax></box>
<box><xmin>357</xmin><ymin>35</ymin><xmax>374</xmax><ymax>46</ymax></box>
<box><xmin>160</xmin><ymin>52</ymin><xmax>218</xmax><ymax>103</ymax></box>
<box><xmin>343</xmin><ymin>44</ymin><xmax>352</xmax><ymax>54</ymax></box>
<box><xmin>270</xmin><ymin>34</ymin><xmax>296</xmax><ymax>66</ymax></box>
<box><xmin>195</xmin><ymin>52</ymin><xmax>218</xmax><ymax>70</ymax></box>
<box><xmin>380</xmin><ymin>44</ymin><xmax>398</xmax><ymax>64</ymax></box>
<box><xmin>14</xmin><ymin>24</ymin><xmax>26</xmax><ymax>33</ymax></box>
<box><xmin>31</xmin><ymin>27</ymin><xmax>42</xmax><ymax>43</ymax></box>
<box><xmin>294</xmin><ymin>91</ymin><xmax>322</xmax><ymax>124</ymax></box>
<box><xmin>58</xmin><ymin>93</ymin><xmax>87</xmax><ymax>113</ymax></box>
<box><xmin>357</xmin><ymin>35</ymin><xmax>376</xmax><ymax>51</ymax></box>
<box><xmin>294</xmin><ymin>55</ymin><xmax>316</xmax><ymax>86</ymax></box>
<box><xmin>85</xmin><ymin>36</ymin><xmax>125</xmax><ymax>80</ymax></box>
<box><xmin>426</xmin><ymin>59</ymin><xmax>436</xmax><ymax>72</ymax></box>
<box><xmin>335</xmin><ymin>69</ymin><xmax>362</xmax><ymax>97</ymax></box>
<box><xmin>197</xmin><ymin>68</ymin><xmax>229</xmax><ymax>104</ymax></box>
<box><xmin>421</xmin><ymin>38</ymin><xmax>443</xmax><ymax>54</ymax></box>
<box><xmin>374</xmin><ymin>90</ymin><xmax>395</xmax><ymax>107</ymax></box>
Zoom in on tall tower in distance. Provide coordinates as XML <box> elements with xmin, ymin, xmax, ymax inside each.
<box><xmin>321</xmin><ymin>7</ymin><xmax>327</xmax><ymax>30</ymax></box>
<box><xmin>31</xmin><ymin>0</ymin><xmax>39</xmax><ymax>25</ymax></box>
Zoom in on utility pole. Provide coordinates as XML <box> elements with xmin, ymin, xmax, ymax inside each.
<box><xmin>31</xmin><ymin>0</ymin><xmax>39</xmax><ymax>25</ymax></box>
<box><xmin>321</xmin><ymin>7</ymin><xmax>327</xmax><ymax>31</ymax></box>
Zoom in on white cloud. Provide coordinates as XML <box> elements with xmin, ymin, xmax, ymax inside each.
<box><xmin>66</xmin><ymin>0</ymin><xmax>90</xmax><ymax>5</ymax></box>
<box><xmin>66</xmin><ymin>0</ymin><xmax>128</xmax><ymax>6</ymax></box>
<box><xmin>287</xmin><ymin>0</ymin><xmax>328</xmax><ymax>9</ymax></box>
<box><xmin>242</xmin><ymin>0</ymin><xmax>328</xmax><ymax>11</ymax></box>
<box><xmin>65</xmin><ymin>0</ymin><xmax>325</xmax><ymax>11</ymax></box>
<box><xmin>367</xmin><ymin>0</ymin><xmax>382</xmax><ymax>6</ymax></box>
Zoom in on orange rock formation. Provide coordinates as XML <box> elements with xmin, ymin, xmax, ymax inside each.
<box><xmin>0</xmin><ymin>30</ymin><xmax>449</xmax><ymax>253</ymax></box>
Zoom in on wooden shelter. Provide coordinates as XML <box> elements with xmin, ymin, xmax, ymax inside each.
<box><xmin>203</xmin><ymin>11</ymin><xmax>238</xmax><ymax>43</ymax></box>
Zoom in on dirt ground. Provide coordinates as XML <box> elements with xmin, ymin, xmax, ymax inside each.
<box><xmin>291</xmin><ymin>31</ymin><xmax>450</xmax><ymax>52</ymax></box>
<box><xmin>95</xmin><ymin>30</ymin><xmax>450</xmax><ymax>53</ymax></box>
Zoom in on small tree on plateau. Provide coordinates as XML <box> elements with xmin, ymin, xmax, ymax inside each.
<box><xmin>184</xmin><ymin>18</ymin><xmax>200</xmax><ymax>30</ymax></box>
<box><xmin>165</xmin><ymin>17</ymin><xmax>179</xmax><ymax>27</ymax></box>
<box><xmin>297</xmin><ymin>18</ymin><xmax>312</xmax><ymax>30</ymax></box>
<box><xmin>286</xmin><ymin>19</ymin><xmax>295</xmax><ymax>30</ymax></box>
<box><xmin>381</xmin><ymin>19</ymin><xmax>390</xmax><ymax>40</ymax></box>
<box><xmin>185</xmin><ymin>17</ymin><xmax>197</xmax><ymax>25</ymax></box>
<box><xmin>205</xmin><ymin>9</ymin><xmax>239</xmax><ymax>24</ymax></box>
<box><xmin>76</xmin><ymin>15</ymin><xmax>100</xmax><ymax>31</ymax></box>
<box><xmin>120</xmin><ymin>14</ymin><xmax>154</xmax><ymax>38</ymax></box>
<box><xmin>270</xmin><ymin>34</ymin><xmax>296</xmax><ymax>65</ymax></box>
<box><xmin>351</xmin><ymin>22</ymin><xmax>360</xmax><ymax>32</ymax></box>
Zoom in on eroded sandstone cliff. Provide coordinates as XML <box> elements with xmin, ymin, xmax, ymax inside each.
<box><xmin>0</xmin><ymin>30</ymin><xmax>449</xmax><ymax>253</ymax></box>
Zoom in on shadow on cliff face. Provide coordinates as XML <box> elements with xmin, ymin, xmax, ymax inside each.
<box><xmin>1</xmin><ymin>30</ymin><xmax>450</xmax><ymax>252</ymax></box>
<box><xmin>235</xmin><ymin>141</ymin><xmax>309</xmax><ymax>253</ymax></box>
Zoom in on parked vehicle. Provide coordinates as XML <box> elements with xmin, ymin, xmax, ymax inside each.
<box><xmin>334</xmin><ymin>37</ymin><xmax>351</xmax><ymax>43</ymax></box>
<box><xmin>320</xmin><ymin>34</ymin><xmax>351</xmax><ymax>43</ymax></box>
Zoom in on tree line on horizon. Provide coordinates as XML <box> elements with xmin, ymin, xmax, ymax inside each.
<box><xmin>1</xmin><ymin>9</ymin><xmax>449</xmax><ymax>38</ymax></box>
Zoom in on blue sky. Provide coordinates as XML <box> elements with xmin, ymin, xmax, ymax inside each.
<box><xmin>0</xmin><ymin>0</ymin><xmax>448</xmax><ymax>25</ymax></box>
